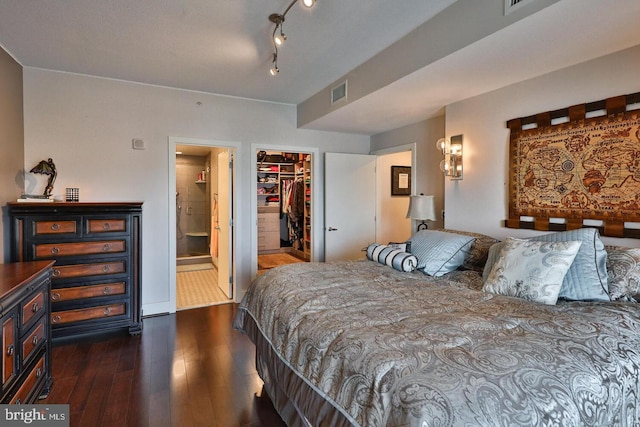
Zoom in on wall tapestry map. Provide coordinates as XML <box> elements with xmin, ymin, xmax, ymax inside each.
<box><xmin>507</xmin><ymin>92</ymin><xmax>640</xmax><ymax>237</ymax></box>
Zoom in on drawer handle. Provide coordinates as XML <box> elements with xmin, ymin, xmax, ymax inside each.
<box><xmin>36</xmin><ymin>368</ymin><xmax>42</xmax><ymax>378</ymax></box>
<box><xmin>53</xmin><ymin>269</ymin><xmax>61</xmax><ymax>277</ymax></box>
<box><xmin>51</xmin><ymin>246</ymin><xmax>60</xmax><ymax>255</ymax></box>
<box><xmin>52</xmin><ymin>315</ymin><xmax>61</xmax><ymax>324</ymax></box>
<box><xmin>15</xmin><ymin>399</ymin><xmax>21</xmax><ymax>404</ymax></box>
<box><xmin>51</xmin><ymin>223</ymin><xmax>60</xmax><ymax>231</ymax></box>
<box><xmin>32</xmin><ymin>335</ymin><xmax>39</xmax><ymax>346</ymax></box>
<box><xmin>32</xmin><ymin>302</ymin><xmax>40</xmax><ymax>313</ymax></box>
<box><xmin>51</xmin><ymin>292</ymin><xmax>61</xmax><ymax>301</ymax></box>
<box><xmin>102</xmin><ymin>265</ymin><xmax>111</xmax><ymax>273</ymax></box>
<box><xmin>103</xmin><ymin>287</ymin><xmax>112</xmax><ymax>295</ymax></box>
<box><xmin>6</xmin><ymin>344</ymin><xmax>14</xmax><ymax>356</ymax></box>
<box><xmin>103</xmin><ymin>223</ymin><xmax>111</xmax><ymax>231</ymax></box>
<box><xmin>103</xmin><ymin>307</ymin><xmax>112</xmax><ymax>316</ymax></box>
<box><xmin>103</xmin><ymin>243</ymin><xmax>111</xmax><ymax>251</ymax></box>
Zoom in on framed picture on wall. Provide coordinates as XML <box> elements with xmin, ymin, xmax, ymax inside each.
<box><xmin>391</xmin><ymin>166</ymin><xmax>411</xmax><ymax>196</ymax></box>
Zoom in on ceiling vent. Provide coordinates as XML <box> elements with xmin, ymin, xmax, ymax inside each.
<box><xmin>504</xmin><ymin>0</ymin><xmax>536</xmax><ymax>15</ymax></box>
<box><xmin>331</xmin><ymin>81</ymin><xmax>348</xmax><ymax>105</ymax></box>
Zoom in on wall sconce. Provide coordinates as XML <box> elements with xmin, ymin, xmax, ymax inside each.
<box><xmin>436</xmin><ymin>134</ymin><xmax>463</xmax><ymax>179</ymax></box>
<box><xmin>406</xmin><ymin>194</ymin><xmax>436</xmax><ymax>231</ymax></box>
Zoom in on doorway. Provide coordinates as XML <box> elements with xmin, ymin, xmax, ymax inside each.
<box><xmin>324</xmin><ymin>145</ymin><xmax>416</xmax><ymax>261</ymax></box>
<box><xmin>255</xmin><ymin>149</ymin><xmax>313</xmax><ymax>275</ymax></box>
<box><xmin>175</xmin><ymin>143</ymin><xmax>234</xmax><ymax>310</ymax></box>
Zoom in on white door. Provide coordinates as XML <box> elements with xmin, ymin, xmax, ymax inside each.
<box><xmin>217</xmin><ymin>150</ymin><xmax>233</xmax><ymax>298</ymax></box>
<box><xmin>325</xmin><ymin>153</ymin><xmax>376</xmax><ymax>261</ymax></box>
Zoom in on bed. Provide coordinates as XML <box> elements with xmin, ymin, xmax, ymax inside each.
<box><xmin>233</xmin><ymin>229</ymin><xmax>640</xmax><ymax>426</ymax></box>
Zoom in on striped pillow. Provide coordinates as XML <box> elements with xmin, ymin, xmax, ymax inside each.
<box><xmin>366</xmin><ymin>243</ymin><xmax>417</xmax><ymax>272</ymax></box>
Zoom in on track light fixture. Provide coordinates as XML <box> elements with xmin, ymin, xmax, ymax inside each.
<box><xmin>268</xmin><ymin>0</ymin><xmax>317</xmax><ymax>76</ymax></box>
<box><xmin>269</xmin><ymin>53</ymin><xmax>279</xmax><ymax>76</ymax></box>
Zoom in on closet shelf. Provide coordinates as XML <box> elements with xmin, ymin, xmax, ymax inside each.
<box><xmin>186</xmin><ymin>232</ymin><xmax>208</xmax><ymax>237</ymax></box>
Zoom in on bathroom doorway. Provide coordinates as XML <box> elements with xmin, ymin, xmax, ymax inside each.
<box><xmin>175</xmin><ymin>144</ymin><xmax>234</xmax><ymax>310</ymax></box>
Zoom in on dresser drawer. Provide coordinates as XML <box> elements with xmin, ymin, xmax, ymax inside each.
<box><xmin>51</xmin><ymin>281</ymin><xmax>126</xmax><ymax>303</ymax></box>
<box><xmin>86</xmin><ymin>218</ymin><xmax>128</xmax><ymax>234</ymax></box>
<box><xmin>22</xmin><ymin>290</ymin><xmax>45</xmax><ymax>329</ymax></box>
<box><xmin>34</xmin><ymin>240</ymin><xmax>126</xmax><ymax>259</ymax></box>
<box><xmin>2</xmin><ymin>313</ymin><xmax>17</xmax><ymax>390</ymax></box>
<box><xmin>21</xmin><ymin>319</ymin><xmax>45</xmax><ymax>367</ymax></box>
<box><xmin>258</xmin><ymin>231</ymin><xmax>280</xmax><ymax>250</ymax></box>
<box><xmin>9</xmin><ymin>356</ymin><xmax>45</xmax><ymax>404</ymax></box>
<box><xmin>52</xmin><ymin>260</ymin><xmax>126</xmax><ymax>280</ymax></box>
<box><xmin>51</xmin><ymin>303</ymin><xmax>126</xmax><ymax>325</ymax></box>
<box><xmin>33</xmin><ymin>219</ymin><xmax>79</xmax><ymax>236</ymax></box>
<box><xmin>257</xmin><ymin>213</ymin><xmax>280</xmax><ymax>229</ymax></box>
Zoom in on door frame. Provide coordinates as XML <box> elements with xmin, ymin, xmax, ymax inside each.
<box><xmin>250</xmin><ymin>144</ymin><xmax>319</xmax><ymax>279</ymax></box>
<box><xmin>371</xmin><ymin>142</ymin><xmax>417</xmax><ymax>231</ymax></box>
<box><xmin>371</xmin><ymin>142</ymin><xmax>417</xmax><ymax>180</ymax></box>
<box><xmin>168</xmin><ymin>136</ymin><xmax>239</xmax><ymax>312</ymax></box>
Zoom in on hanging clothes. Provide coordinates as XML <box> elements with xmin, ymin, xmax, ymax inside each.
<box><xmin>288</xmin><ymin>179</ymin><xmax>305</xmax><ymax>249</ymax></box>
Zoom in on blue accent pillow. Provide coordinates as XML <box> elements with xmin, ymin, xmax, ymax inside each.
<box><xmin>408</xmin><ymin>230</ymin><xmax>475</xmax><ymax>277</ymax></box>
<box><xmin>366</xmin><ymin>243</ymin><xmax>417</xmax><ymax>272</ymax></box>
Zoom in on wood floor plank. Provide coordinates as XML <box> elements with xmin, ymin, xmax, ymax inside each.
<box><xmin>43</xmin><ymin>303</ymin><xmax>285</xmax><ymax>427</ymax></box>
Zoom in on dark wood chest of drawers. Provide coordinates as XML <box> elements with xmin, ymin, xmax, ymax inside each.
<box><xmin>9</xmin><ymin>202</ymin><xmax>142</xmax><ymax>340</ymax></box>
<box><xmin>0</xmin><ymin>261</ymin><xmax>53</xmax><ymax>403</ymax></box>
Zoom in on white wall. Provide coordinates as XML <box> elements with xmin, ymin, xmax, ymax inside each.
<box><xmin>444</xmin><ymin>45</ymin><xmax>640</xmax><ymax>247</ymax></box>
<box><xmin>0</xmin><ymin>47</ymin><xmax>23</xmax><ymax>263</ymax></box>
<box><xmin>23</xmin><ymin>68</ymin><xmax>370</xmax><ymax>315</ymax></box>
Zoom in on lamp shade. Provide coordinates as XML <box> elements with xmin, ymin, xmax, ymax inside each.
<box><xmin>406</xmin><ymin>195</ymin><xmax>436</xmax><ymax>221</ymax></box>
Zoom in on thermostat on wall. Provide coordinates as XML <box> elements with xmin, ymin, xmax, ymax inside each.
<box><xmin>132</xmin><ymin>139</ymin><xmax>145</xmax><ymax>150</ymax></box>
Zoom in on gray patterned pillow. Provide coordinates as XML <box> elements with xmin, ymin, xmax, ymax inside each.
<box><xmin>484</xmin><ymin>229</ymin><xmax>610</xmax><ymax>301</ymax></box>
<box><xmin>441</xmin><ymin>229</ymin><xmax>500</xmax><ymax>271</ymax></box>
<box><xmin>408</xmin><ymin>230</ymin><xmax>475</xmax><ymax>277</ymax></box>
<box><xmin>605</xmin><ymin>245</ymin><xmax>640</xmax><ymax>302</ymax></box>
<box><xmin>483</xmin><ymin>238</ymin><xmax>582</xmax><ymax>305</ymax></box>
<box><xmin>528</xmin><ymin>228</ymin><xmax>609</xmax><ymax>301</ymax></box>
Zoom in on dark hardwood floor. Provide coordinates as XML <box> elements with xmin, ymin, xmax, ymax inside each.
<box><xmin>43</xmin><ymin>303</ymin><xmax>286</xmax><ymax>427</ymax></box>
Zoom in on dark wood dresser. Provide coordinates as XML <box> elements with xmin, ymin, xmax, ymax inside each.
<box><xmin>0</xmin><ymin>261</ymin><xmax>53</xmax><ymax>403</ymax></box>
<box><xmin>8</xmin><ymin>202</ymin><xmax>142</xmax><ymax>340</ymax></box>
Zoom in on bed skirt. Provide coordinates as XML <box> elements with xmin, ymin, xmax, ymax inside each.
<box><xmin>236</xmin><ymin>308</ymin><xmax>356</xmax><ymax>427</ymax></box>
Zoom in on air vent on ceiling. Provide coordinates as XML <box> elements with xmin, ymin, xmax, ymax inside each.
<box><xmin>331</xmin><ymin>81</ymin><xmax>348</xmax><ymax>105</ymax></box>
<box><xmin>504</xmin><ymin>0</ymin><xmax>536</xmax><ymax>15</ymax></box>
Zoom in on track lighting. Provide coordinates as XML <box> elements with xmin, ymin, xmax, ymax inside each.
<box><xmin>274</xmin><ymin>25</ymin><xmax>286</xmax><ymax>46</ymax></box>
<box><xmin>269</xmin><ymin>53</ymin><xmax>279</xmax><ymax>76</ymax></box>
<box><xmin>267</xmin><ymin>0</ymin><xmax>316</xmax><ymax>76</ymax></box>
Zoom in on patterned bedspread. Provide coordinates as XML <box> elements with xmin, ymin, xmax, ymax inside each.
<box><xmin>233</xmin><ymin>260</ymin><xmax>640</xmax><ymax>426</ymax></box>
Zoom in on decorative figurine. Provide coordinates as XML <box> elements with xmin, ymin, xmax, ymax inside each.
<box><xmin>30</xmin><ymin>158</ymin><xmax>57</xmax><ymax>197</ymax></box>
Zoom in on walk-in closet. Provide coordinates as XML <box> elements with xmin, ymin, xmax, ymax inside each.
<box><xmin>257</xmin><ymin>150</ymin><xmax>312</xmax><ymax>273</ymax></box>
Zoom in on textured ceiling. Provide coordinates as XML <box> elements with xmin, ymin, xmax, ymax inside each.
<box><xmin>0</xmin><ymin>0</ymin><xmax>639</xmax><ymax>135</ymax></box>
<box><xmin>0</xmin><ymin>0</ymin><xmax>455</xmax><ymax>105</ymax></box>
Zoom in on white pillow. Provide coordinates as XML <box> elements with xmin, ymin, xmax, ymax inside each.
<box><xmin>408</xmin><ymin>230</ymin><xmax>475</xmax><ymax>277</ymax></box>
<box><xmin>483</xmin><ymin>238</ymin><xmax>582</xmax><ymax>305</ymax></box>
